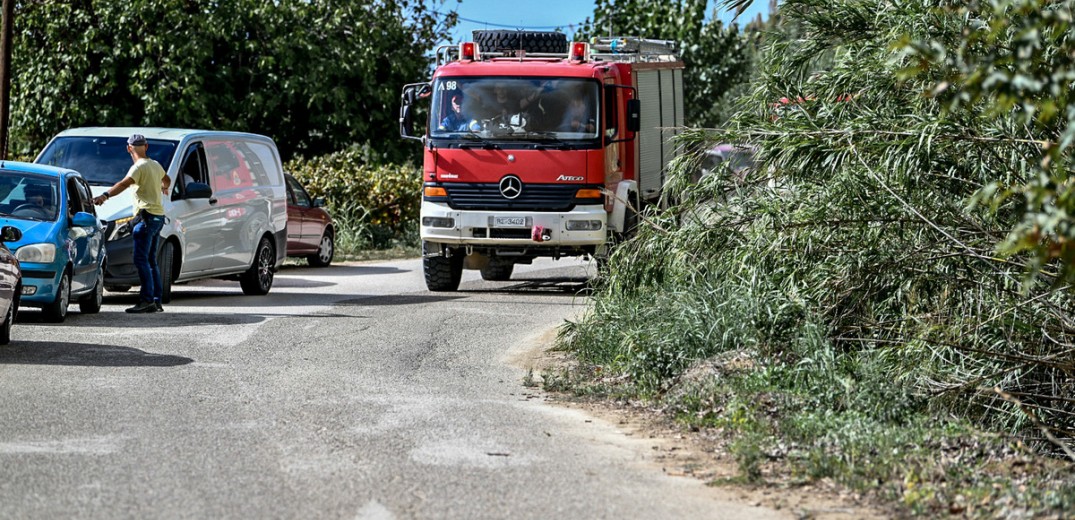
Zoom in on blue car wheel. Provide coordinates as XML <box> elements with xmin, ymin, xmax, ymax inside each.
<box><xmin>79</xmin><ymin>267</ymin><xmax>104</xmax><ymax>314</ymax></box>
<box><xmin>42</xmin><ymin>270</ymin><xmax>69</xmax><ymax>323</ymax></box>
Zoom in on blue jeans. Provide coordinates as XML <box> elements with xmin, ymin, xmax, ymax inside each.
<box><xmin>132</xmin><ymin>211</ymin><xmax>166</xmax><ymax>304</ymax></box>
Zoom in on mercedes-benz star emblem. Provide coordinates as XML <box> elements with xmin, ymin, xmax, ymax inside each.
<box><xmin>499</xmin><ymin>175</ymin><xmax>522</xmax><ymax>199</ymax></box>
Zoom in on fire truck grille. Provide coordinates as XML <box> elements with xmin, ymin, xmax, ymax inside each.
<box><xmin>446</xmin><ymin>183</ymin><xmax>580</xmax><ymax>211</ymax></box>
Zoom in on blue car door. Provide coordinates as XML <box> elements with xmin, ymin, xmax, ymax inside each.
<box><xmin>65</xmin><ymin>175</ymin><xmax>102</xmax><ymax>293</ymax></box>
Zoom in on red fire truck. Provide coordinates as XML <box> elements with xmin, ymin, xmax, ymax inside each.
<box><xmin>400</xmin><ymin>31</ymin><xmax>684</xmax><ymax>291</ymax></box>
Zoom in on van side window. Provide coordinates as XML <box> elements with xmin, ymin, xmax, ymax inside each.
<box><xmin>237</xmin><ymin>143</ymin><xmax>269</xmax><ymax>187</ymax></box>
<box><xmin>246</xmin><ymin>142</ymin><xmax>284</xmax><ymax>186</ymax></box>
<box><xmin>205</xmin><ymin>141</ymin><xmax>251</xmax><ymax>191</ymax></box>
<box><xmin>176</xmin><ymin>143</ymin><xmax>207</xmax><ymax>199</ymax></box>
<box><xmin>237</xmin><ymin>142</ymin><xmax>278</xmax><ymax>187</ymax></box>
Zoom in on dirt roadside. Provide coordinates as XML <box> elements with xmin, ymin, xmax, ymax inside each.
<box><xmin>504</xmin><ymin>327</ymin><xmax>892</xmax><ymax>520</ymax></box>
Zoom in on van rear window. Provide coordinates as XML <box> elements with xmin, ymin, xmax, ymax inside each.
<box><xmin>36</xmin><ymin>137</ymin><xmax>178</xmax><ymax>186</ymax></box>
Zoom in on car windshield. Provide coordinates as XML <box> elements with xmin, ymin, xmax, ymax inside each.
<box><xmin>0</xmin><ymin>171</ymin><xmax>60</xmax><ymax>222</ymax></box>
<box><xmin>36</xmin><ymin>137</ymin><xmax>179</xmax><ymax>186</ymax></box>
<box><xmin>725</xmin><ymin>149</ymin><xmax>756</xmax><ymax>172</ymax></box>
<box><xmin>430</xmin><ymin>77</ymin><xmax>600</xmax><ymax>141</ymax></box>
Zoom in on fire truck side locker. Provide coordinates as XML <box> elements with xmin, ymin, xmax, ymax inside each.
<box><xmin>633</xmin><ymin>65</ymin><xmax>685</xmax><ymax>203</ymax></box>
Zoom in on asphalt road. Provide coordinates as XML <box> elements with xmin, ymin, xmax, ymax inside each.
<box><xmin>0</xmin><ymin>257</ymin><xmax>791</xmax><ymax>519</ymax></box>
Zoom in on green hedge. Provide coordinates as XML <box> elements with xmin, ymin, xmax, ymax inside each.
<box><xmin>285</xmin><ymin>148</ymin><xmax>421</xmax><ymax>251</ymax></box>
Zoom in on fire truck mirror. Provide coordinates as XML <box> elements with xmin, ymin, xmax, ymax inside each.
<box><xmin>400</xmin><ymin>83</ymin><xmax>426</xmax><ymax>140</ymax></box>
<box><xmin>400</xmin><ymin>103</ymin><xmax>416</xmax><ymax>139</ymax></box>
<box><xmin>626</xmin><ymin>99</ymin><xmax>641</xmax><ymax>132</ymax></box>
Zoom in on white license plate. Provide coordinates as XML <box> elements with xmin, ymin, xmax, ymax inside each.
<box><xmin>494</xmin><ymin>217</ymin><xmax>527</xmax><ymax>227</ymax></box>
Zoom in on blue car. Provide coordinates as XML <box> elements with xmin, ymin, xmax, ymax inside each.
<box><xmin>0</xmin><ymin>163</ymin><xmax>106</xmax><ymax>322</ymax></box>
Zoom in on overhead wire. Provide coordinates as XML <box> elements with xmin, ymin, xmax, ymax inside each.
<box><xmin>431</xmin><ymin>10</ymin><xmax>589</xmax><ymax>31</ymax></box>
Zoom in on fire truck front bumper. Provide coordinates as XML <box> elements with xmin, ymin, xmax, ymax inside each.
<box><xmin>420</xmin><ymin>202</ymin><xmax>607</xmax><ymax>247</ymax></box>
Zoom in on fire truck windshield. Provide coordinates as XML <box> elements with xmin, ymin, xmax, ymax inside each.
<box><xmin>431</xmin><ymin>78</ymin><xmax>600</xmax><ymax>142</ymax></box>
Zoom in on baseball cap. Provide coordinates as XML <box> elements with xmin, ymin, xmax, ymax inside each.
<box><xmin>127</xmin><ymin>134</ymin><xmax>147</xmax><ymax>146</ymax></box>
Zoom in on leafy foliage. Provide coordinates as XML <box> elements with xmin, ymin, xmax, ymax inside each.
<box><xmin>897</xmin><ymin>0</ymin><xmax>1075</xmax><ymax>282</ymax></box>
<box><xmin>559</xmin><ymin>0</ymin><xmax>1075</xmax><ymax>514</ymax></box>
<box><xmin>576</xmin><ymin>0</ymin><xmax>763</xmax><ymax>127</ymax></box>
<box><xmin>10</xmin><ymin>0</ymin><xmax>456</xmax><ymax>162</ymax></box>
<box><xmin>285</xmin><ymin>149</ymin><xmax>421</xmax><ymax>250</ymax></box>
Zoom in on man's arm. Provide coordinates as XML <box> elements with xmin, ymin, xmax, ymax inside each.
<box><xmin>92</xmin><ymin>176</ymin><xmax>136</xmax><ymax>206</ymax></box>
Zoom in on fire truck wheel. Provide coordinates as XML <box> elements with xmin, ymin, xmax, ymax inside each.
<box><xmin>614</xmin><ymin>191</ymin><xmax>640</xmax><ymax>244</ymax></box>
<box><xmin>480</xmin><ymin>259</ymin><xmax>514</xmax><ymax>281</ymax></box>
<box><xmin>622</xmin><ymin>199</ymin><xmax>639</xmax><ymax>239</ymax></box>
<box><xmin>472</xmin><ymin>30</ymin><xmax>568</xmax><ymax>54</ymax></box>
<box><xmin>423</xmin><ymin>242</ymin><xmax>464</xmax><ymax>291</ymax></box>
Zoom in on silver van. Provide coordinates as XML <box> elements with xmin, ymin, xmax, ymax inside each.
<box><xmin>35</xmin><ymin>128</ymin><xmax>288</xmax><ymax>301</ymax></box>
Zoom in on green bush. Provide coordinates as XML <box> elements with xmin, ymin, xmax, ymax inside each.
<box><xmin>285</xmin><ymin>148</ymin><xmax>421</xmax><ymax>253</ymax></box>
<box><xmin>555</xmin><ymin>1</ymin><xmax>1075</xmax><ymax>514</ymax></box>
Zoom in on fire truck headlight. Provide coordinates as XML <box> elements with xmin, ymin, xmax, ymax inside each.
<box><xmin>565</xmin><ymin>220</ymin><xmax>603</xmax><ymax>231</ymax></box>
<box><xmin>422</xmin><ymin>217</ymin><xmax>455</xmax><ymax>228</ymax></box>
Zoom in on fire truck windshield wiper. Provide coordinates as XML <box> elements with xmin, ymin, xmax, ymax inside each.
<box><xmin>523</xmin><ymin>132</ymin><xmax>572</xmax><ymax>149</ymax></box>
<box><xmin>455</xmin><ymin>133</ymin><xmax>500</xmax><ymax>149</ymax></box>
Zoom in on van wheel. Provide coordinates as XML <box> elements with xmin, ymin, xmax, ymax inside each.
<box><xmin>307</xmin><ymin>232</ymin><xmax>334</xmax><ymax>267</ymax></box>
<box><xmin>240</xmin><ymin>237</ymin><xmax>275</xmax><ymax>295</ymax></box>
<box><xmin>158</xmin><ymin>242</ymin><xmax>174</xmax><ymax>303</ymax></box>
<box><xmin>42</xmin><ymin>270</ymin><xmax>70</xmax><ymax>323</ymax></box>
<box><xmin>423</xmin><ymin>241</ymin><xmax>463</xmax><ymax>292</ymax></box>
<box><xmin>480</xmin><ymin>259</ymin><xmax>514</xmax><ymax>281</ymax></box>
<box><xmin>78</xmin><ymin>267</ymin><xmax>104</xmax><ymax>314</ymax></box>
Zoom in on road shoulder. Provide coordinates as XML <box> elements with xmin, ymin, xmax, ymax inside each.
<box><xmin>505</xmin><ymin>326</ymin><xmax>891</xmax><ymax>520</ymax></box>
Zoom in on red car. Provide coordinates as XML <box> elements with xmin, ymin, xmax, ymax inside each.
<box><xmin>285</xmin><ymin>173</ymin><xmax>335</xmax><ymax>267</ymax></box>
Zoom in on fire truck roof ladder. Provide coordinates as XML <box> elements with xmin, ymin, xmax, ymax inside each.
<box><xmin>589</xmin><ymin>37</ymin><xmax>680</xmax><ymax>62</ymax></box>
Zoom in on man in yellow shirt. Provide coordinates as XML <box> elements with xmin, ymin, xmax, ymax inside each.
<box><xmin>93</xmin><ymin>134</ymin><xmax>171</xmax><ymax>313</ymax></box>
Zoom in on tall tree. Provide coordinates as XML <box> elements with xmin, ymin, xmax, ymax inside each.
<box><xmin>9</xmin><ymin>0</ymin><xmax>457</xmax><ymax>162</ymax></box>
<box><xmin>576</xmin><ymin>0</ymin><xmax>762</xmax><ymax>128</ymax></box>
<box><xmin>695</xmin><ymin>0</ymin><xmax>1075</xmax><ymax>449</ymax></box>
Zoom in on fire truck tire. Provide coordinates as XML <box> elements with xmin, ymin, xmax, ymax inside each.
<box><xmin>472</xmin><ymin>30</ymin><xmax>568</xmax><ymax>54</ymax></box>
<box><xmin>480</xmin><ymin>259</ymin><xmax>514</xmax><ymax>281</ymax></box>
<box><xmin>622</xmin><ymin>197</ymin><xmax>639</xmax><ymax>239</ymax></box>
<box><xmin>614</xmin><ymin>191</ymin><xmax>640</xmax><ymax>243</ymax></box>
<box><xmin>423</xmin><ymin>242</ymin><xmax>463</xmax><ymax>291</ymax></box>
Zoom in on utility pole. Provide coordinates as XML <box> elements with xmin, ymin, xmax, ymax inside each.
<box><xmin>0</xmin><ymin>0</ymin><xmax>13</xmax><ymax>160</ymax></box>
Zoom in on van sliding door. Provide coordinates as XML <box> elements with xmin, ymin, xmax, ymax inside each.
<box><xmin>205</xmin><ymin>140</ymin><xmax>275</xmax><ymax>271</ymax></box>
